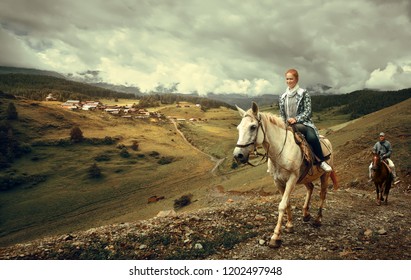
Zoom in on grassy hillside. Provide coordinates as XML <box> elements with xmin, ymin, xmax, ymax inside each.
<box><xmin>0</xmin><ymin>88</ymin><xmax>409</xmax><ymax>248</ymax></box>
<box><xmin>0</xmin><ymin>97</ymin><xmax>221</xmax><ymax>246</ymax></box>
<box><xmin>327</xmin><ymin>98</ymin><xmax>411</xmax><ymax>185</ymax></box>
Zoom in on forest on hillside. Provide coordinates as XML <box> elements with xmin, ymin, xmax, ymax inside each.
<box><xmin>0</xmin><ymin>74</ymin><xmax>138</xmax><ymax>101</ymax></box>
<box><xmin>311</xmin><ymin>88</ymin><xmax>411</xmax><ymax>119</ymax></box>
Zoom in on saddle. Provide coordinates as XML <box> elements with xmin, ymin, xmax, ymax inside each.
<box><xmin>292</xmin><ymin>131</ymin><xmax>331</xmax><ymax>183</ymax></box>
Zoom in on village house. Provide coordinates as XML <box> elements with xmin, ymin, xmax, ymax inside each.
<box><xmin>82</xmin><ymin>101</ymin><xmax>101</xmax><ymax>111</ymax></box>
<box><xmin>61</xmin><ymin>100</ymin><xmax>81</xmax><ymax>110</ymax></box>
<box><xmin>58</xmin><ymin>99</ymin><xmax>167</xmax><ymax>121</ymax></box>
<box><xmin>45</xmin><ymin>93</ymin><xmax>57</xmax><ymax>101</ymax></box>
<box><xmin>104</xmin><ymin>107</ymin><xmax>121</xmax><ymax>114</ymax></box>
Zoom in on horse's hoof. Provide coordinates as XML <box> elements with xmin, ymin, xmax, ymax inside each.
<box><xmin>268</xmin><ymin>239</ymin><xmax>282</xmax><ymax>249</ymax></box>
<box><xmin>312</xmin><ymin>220</ymin><xmax>322</xmax><ymax>228</ymax></box>
<box><xmin>303</xmin><ymin>215</ymin><xmax>311</xmax><ymax>222</ymax></box>
<box><xmin>376</xmin><ymin>200</ymin><xmax>381</xmax><ymax>206</ymax></box>
<box><xmin>285</xmin><ymin>227</ymin><xmax>294</xmax><ymax>233</ymax></box>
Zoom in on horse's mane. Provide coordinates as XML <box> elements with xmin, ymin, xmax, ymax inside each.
<box><xmin>244</xmin><ymin>108</ymin><xmax>288</xmax><ymax>130</ymax></box>
<box><xmin>260</xmin><ymin>112</ymin><xmax>287</xmax><ymax>130</ymax></box>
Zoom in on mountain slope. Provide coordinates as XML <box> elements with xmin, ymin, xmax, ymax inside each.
<box><xmin>0</xmin><ymin>98</ymin><xmax>409</xmax><ymax>259</ymax></box>
<box><xmin>0</xmin><ymin>66</ymin><xmax>65</xmax><ymax>79</ymax></box>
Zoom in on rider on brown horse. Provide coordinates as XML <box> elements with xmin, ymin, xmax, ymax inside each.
<box><xmin>368</xmin><ymin>132</ymin><xmax>397</xmax><ymax>180</ymax></box>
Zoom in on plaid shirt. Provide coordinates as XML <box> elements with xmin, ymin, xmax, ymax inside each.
<box><xmin>279</xmin><ymin>88</ymin><xmax>319</xmax><ymax>137</ymax></box>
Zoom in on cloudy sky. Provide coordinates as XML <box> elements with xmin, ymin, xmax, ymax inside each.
<box><xmin>0</xmin><ymin>0</ymin><xmax>410</xmax><ymax>95</ymax></box>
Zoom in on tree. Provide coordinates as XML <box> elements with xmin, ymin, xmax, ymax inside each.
<box><xmin>88</xmin><ymin>163</ymin><xmax>102</xmax><ymax>178</ymax></box>
<box><xmin>70</xmin><ymin>126</ymin><xmax>84</xmax><ymax>143</ymax></box>
<box><xmin>6</xmin><ymin>102</ymin><xmax>18</xmax><ymax>120</ymax></box>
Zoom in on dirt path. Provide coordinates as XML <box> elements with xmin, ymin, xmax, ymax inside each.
<box><xmin>170</xmin><ymin>119</ymin><xmax>226</xmax><ymax>175</ymax></box>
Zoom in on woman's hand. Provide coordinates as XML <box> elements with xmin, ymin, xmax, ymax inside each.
<box><xmin>287</xmin><ymin>118</ymin><xmax>297</xmax><ymax>125</ymax></box>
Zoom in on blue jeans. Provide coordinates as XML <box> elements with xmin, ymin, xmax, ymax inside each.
<box><xmin>294</xmin><ymin>124</ymin><xmax>325</xmax><ymax>162</ymax></box>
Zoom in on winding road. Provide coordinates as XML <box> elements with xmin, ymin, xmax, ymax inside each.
<box><xmin>170</xmin><ymin>119</ymin><xmax>226</xmax><ymax>175</ymax></box>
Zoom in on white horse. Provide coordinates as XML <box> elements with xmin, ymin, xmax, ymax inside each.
<box><xmin>233</xmin><ymin>102</ymin><xmax>338</xmax><ymax>248</ymax></box>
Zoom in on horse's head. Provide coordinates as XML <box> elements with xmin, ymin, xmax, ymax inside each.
<box><xmin>371</xmin><ymin>152</ymin><xmax>382</xmax><ymax>177</ymax></box>
<box><xmin>371</xmin><ymin>152</ymin><xmax>382</xmax><ymax>172</ymax></box>
<box><xmin>233</xmin><ymin>102</ymin><xmax>264</xmax><ymax>164</ymax></box>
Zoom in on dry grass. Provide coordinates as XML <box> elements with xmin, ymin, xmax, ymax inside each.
<box><xmin>1</xmin><ymin>97</ymin><xmax>409</xmax><ymax>248</ymax></box>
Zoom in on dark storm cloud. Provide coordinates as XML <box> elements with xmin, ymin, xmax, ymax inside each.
<box><xmin>0</xmin><ymin>0</ymin><xmax>410</xmax><ymax>94</ymax></box>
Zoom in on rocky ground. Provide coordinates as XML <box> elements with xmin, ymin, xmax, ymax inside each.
<box><xmin>1</xmin><ymin>174</ymin><xmax>410</xmax><ymax>260</ymax></box>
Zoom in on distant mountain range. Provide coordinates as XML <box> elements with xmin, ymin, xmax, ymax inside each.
<box><xmin>0</xmin><ymin>66</ymin><xmax>66</xmax><ymax>79</ymax></box>
<box><xmin>1</xmin><ymin>66</ymin><xmax>410</xmax><ymax>112</ymax></box>
<box><xmin>0</xmin><ymin>66</ymin><xmax>280</xmax><ymax>107</ymax></box>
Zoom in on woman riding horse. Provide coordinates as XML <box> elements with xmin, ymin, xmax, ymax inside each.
<box><xmin>233</xmin><ymin>102</ymin><xmax>337</xmax><ymax>248</ymax></box>
<box><xmin>279</xmin><ymin>69</ymin><xmax>332</xmax><ymax>172</ymax></box>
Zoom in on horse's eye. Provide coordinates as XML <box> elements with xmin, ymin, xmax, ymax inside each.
<box><xmin>250</xmin><ymin>125</ymin><xmax>257</xmax><ymax>131</ymax></box>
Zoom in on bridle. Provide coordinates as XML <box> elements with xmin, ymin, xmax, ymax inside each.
<box><xmin>235</xmin><ymin>113</ymin><xmax>269</xmax><ymax>167</ymax></box>
<box><xmin>372</xmin><ymin>154</ymin><xmax>382</xmax><ymax>171</ymax></box>
<box><xmin>235</xmin><ymin>112</ymin><xmax>304</xmax><ymax>172</ymax></box>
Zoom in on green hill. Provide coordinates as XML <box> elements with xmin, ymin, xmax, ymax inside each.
<box><xmin>0</xmin><ymin>66</ymin><xmax>65</xmax><ymax>79</ymax></box>
<box><xmin>0</xmin><ymin>95</ymin><xmax>237</xmax><ymax>246</ymax></box>
<box><xmin>0</xmin><ymin>72</ymin><xmax>410</xmax><ymax>249</ymax></box>
<box><xmin>0</xmin><ymin>73</ymin><xmax>139</xmax><ymax>101</ymax></box>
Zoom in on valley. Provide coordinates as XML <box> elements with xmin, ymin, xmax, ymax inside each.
<box><xmin>0</xmin><ymin>93</ymin><xmax>410</xmax><ymax>260</ymax></box>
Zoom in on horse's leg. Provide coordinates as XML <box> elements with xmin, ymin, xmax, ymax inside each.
<box><xmin>303</xmin><ymin>183</ymin><xmax>314</xmax><ymax>222</ymax></box>
<box><xmin>273</xmin><ymin>180</ymin><xmax>294</xmax><ymax>233</ymax></box>
<box><xmin>375</xmin><ymin>183</ymin><xmax>381</xmax><ymax>206</ymax></box>
<box><xmin>313</xmin><ymin>174</ymin><xmax>328</xmax><ymax>227</ymax></box>
<box><xmin>285</xmin><ymin>202</ymin><xmax>294</xmax><ymax>233</ymax></box>
<box><xmin>384</xmin><ymin>179</ymin><xmax>391</xmax><ymax>205</ymax></box>
<box><xmin>269</xmin><ymin>176</ymin><xmax>297</xmax><ymax>248</ymax></box>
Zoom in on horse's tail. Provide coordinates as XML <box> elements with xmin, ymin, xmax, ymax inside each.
<box><xmin>330</xmin><ymin>170</ymin><xmax>338</xmax><ymax>190</ymax></box>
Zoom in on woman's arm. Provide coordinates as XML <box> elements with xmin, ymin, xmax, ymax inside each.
<box><xmin>296</xmin><ymin>91</ymin><xmax>312</xmax><ymax>123</ymax></box>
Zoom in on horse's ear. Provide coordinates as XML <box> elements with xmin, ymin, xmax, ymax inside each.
<box><xmin>235</xmin><ymin>104</ymin><xmax>246</xmax><ymax>117</ymax></box>
<box><xmin>252</xmin><ymin>102</ymin><xmax>259</xmax><ymax>115</ymax></box>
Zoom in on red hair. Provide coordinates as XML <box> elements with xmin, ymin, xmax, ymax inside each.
<box><xmin>285</xmin><ymin>69</ymin><xmax>299</xmax><ymax>82</ymax></box>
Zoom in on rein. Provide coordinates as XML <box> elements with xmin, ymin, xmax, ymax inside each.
<box><xmin>236</xmin><ymin>113</ymin><xmax>304</xmax><ymax>172</ymax></box>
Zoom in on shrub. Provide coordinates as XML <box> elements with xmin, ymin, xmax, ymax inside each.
<box><xmin>103</xmin><ymin>136</ymin><xmax>115</xmax><ymax>145</ymax></box>
<box><xmin>19</xmin><ymin>143</ymin><xmax>32</xmax><ymax>154</ymax></box>
<box><xmin>116</xmin><ymin>143</ymin><xmax>126</xmax><ymax>149</ymax></box>
<box><xmin>88</xmin><ymin>163</ymin><xmax>102</xmax><ymax>178</ymax></box>
<box><xmin>84</xmin><ymin>137</ymin><xmax>116</xmax><ymax>145</ymax></box>
<box><xmin>120</xmin><ymin>147</ymin><xmax>130</xmax><ymax>158</ymax></box>
<box><xmin>70</xmin><ymin>126</ymin><xmax>84</xmax><ymax>143</ymax></box>
<box><xmin>131</xmin><ymin>141</ymin><xmax>139</xmax><ymax>151</ymax></box>
<box><xmin>0</xmin><ymin>174</ymin><xmax>47</xmax><ymax>191</ymax></box>
<box><xmin>158</xmin><ymin>156</ymin><xmax>174</xmax><ymax>165</ymax></box>
<box><xmin>94</xmin><ymin>154</ymin><xmax>111</xmax><ymax>162</ymax></box>
<box><xmin>149</xmin><ymin>151</ymin><xmax>160</xmax><ymax>158</ymax></box>
<box><xmin>6</xmin><ymin>102</ymin><xmax>18</xmax><ymax>120</ymax></box>
<box><xmin>174</xmin><ymin>194</ymin><xmax>193</xmax><ymax>210</ymax></box>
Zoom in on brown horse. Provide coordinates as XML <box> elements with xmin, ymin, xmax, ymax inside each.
<box><xmin>371</xmin><ymin>153</ymin><xmax>392</xmax><ymax>205</ymax></box>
